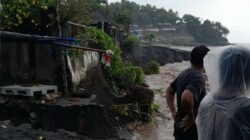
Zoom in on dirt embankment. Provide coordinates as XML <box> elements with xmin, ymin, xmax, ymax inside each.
<box><xmin>144</xmin><ymin>30</ymin><xmax>230</xmax><ymax>46</ymax></box>
<box><xmin>123</xmin><ymin>45</ymin><xmax>190</xmax><ymax>67</ymax></box>
<box><xmin>149</xmin><ymin>30</ymin><xmax>196</xmax><ymax>46</ymax></box>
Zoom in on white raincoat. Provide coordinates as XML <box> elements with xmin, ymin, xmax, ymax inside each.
<box><xmin>197</xmin><ymin>45</ymin><xmax>250</xmax><ymax>140</ymax></box>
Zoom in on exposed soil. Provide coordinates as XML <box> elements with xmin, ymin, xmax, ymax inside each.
<box><xmin>123</xmin><ymin>45</ymin><xmax>190</xmax><ymax>67</ymax></box>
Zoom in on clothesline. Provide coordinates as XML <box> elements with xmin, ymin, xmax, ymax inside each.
<box><xmin>54</xmin><ymin>42</ymin><xmax>106</xmax><ymax>53</ymax></box>
<box><xmin>55</xmin><ymin>42</ymin><xmax>113</xmax><ymax>67</ymax></box>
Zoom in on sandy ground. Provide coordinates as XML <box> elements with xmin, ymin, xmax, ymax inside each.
<box><xmin>129</xmin><ymin>61</ymin><xmax>190</xmax><ymax>140</ymax></box>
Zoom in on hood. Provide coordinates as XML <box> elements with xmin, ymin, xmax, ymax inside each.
<box><xmin>204</xmin><ymin>45</ymin><xmax>250</xmax><ymax>99</ymax></box>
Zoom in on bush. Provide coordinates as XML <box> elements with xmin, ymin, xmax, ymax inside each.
<box><xmin>119</xmin><ymin>65</ymin><xmax>144</xmax><ymax>88</ymax></box>
<box><xmin>78</xmin><ymin>28</ymin><xmax>123</xmax><ymax>78</ymax></box>
<box><xmin>143</xmin><ymin>33</ymin><xmax>155</xmax><ymax>43</ymax></box>
<box><xmin>123</xmin><ymin>35</ymin><xmax>140</xmax><ymax>52</ymax></box>
<box><xmin>120</xmin><ymin>66</ymin><xmax>137</xmax><ymax>88</ymax></box>
<box><xmin>144</xmin><ymin>60</ymin><xmax>160</xmax><ymax>74</ymax></box>
<box><xmin>66</xmin><ymin>49</ymin><xmax>82</xmax><ymax>57</ymax></box>
<box><xmin>78</xmin><ymin>28</ymin><xmax>145</xmax><ymax>90</ymax></box>
<box><xmin>132</xmin><ymin>66</ymin><xmax>145</xmax><ymax>85</ymax></box>
<box><xmin>151</xmin><ymin>102</ymin><xmax>160</xmax><ymax>112</ymax></box>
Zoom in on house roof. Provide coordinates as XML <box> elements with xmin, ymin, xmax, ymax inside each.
<box><xmin>91</xmin><ymin>12</ymin><xmax>123</xmax><ymax>30</ymax></box>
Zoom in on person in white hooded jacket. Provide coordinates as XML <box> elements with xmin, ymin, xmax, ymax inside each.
<box><xmin>196</xmin><ymin>45</ymin><xmax>250</xmax><ymax>140</ymax></box>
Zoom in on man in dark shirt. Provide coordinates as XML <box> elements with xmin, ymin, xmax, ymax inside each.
<box><xmin>166</xmin><ymin>45</ymin><xmax>209</xmax><ymax>140</ymax></box>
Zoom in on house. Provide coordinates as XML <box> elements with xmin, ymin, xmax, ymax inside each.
<box><xmin>91</xmin><ymin>12</ymin><xmax>126</xmax><ymax>42</ymax></box>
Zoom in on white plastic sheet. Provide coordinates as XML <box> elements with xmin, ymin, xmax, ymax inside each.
<box><xmin>197</xmin><ymin>45</ymin><xmax>250</xmax><ymax>140</ymax></box>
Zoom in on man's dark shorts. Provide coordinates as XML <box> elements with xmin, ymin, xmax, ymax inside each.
<box><xmin>174</xmin><ymin>121</ymin><xmax>198</xmax><ymax>140</ymax></box>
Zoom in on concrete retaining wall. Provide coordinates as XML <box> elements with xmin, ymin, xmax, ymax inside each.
<box><xmin>0</xmin><ymin>31</ymin><xmax>100</xmax><ymax>93</ymax></box>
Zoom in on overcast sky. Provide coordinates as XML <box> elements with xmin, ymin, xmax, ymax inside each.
<box><xmin>109</xmin><ymin>0</ymin><xmax>250</xmax><ymax>43</ymax></box>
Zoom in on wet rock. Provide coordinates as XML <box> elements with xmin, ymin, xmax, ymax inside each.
<box><xmin>0</xmin><ymin>120</ymin><xmax>11</xmax><ymax>128</ymax></box>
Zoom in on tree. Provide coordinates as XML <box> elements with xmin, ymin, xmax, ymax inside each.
<box><xmin>0</xmin><ymin>0</ymin><xmax>56</xmax><ymax>35</ymax></box>
<box><xmin>143</xmin><ymin>33</ymin><xmax>155</xmax><ymax>43</ymax></box>
<box><xmin>59</xmin><ymin>0</ymin><xmax>102</xmax><ymax>25</ymax></box>
<box><xmin>123</xmin><ymin>35</ymin><xmax>140</xmax><ymax>52</ymax></box>
<box><xmin>182</xmin><ymin>14</ymin><xmax>201</xmax><ymax>29</ymax></box>
<box><xmin>214</xmin><ymin>22</ymin><xmax>229</xmax><ymax>36</ymax></box>
<box><xmin>135</xmin><ymin>13</ymin><xmax>151</xmax><ymax>26</ymax></box>
<box><xmin>107</xmin><ymin>1</ymin><xmax>179</xmax><ymax>26</ymax></box>
<box><xmin>114</xmin><ymin>12</ymin><xmax>132</xmax><ymax>26</ymax></box>
<box><xmin>0</xmin><ymin>0</ymin><xmax>101</xmax><ymax>35</ymax></box>
<box><xmin>155</xmin><ymin>9</ymin><xmax>179</xmax><ymax>24</ymax></box>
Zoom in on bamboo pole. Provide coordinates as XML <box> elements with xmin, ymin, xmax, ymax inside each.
<box><xmin>55</xmin><ymin>42</ymin><xmax>106</xmax><ymax>96</ymax></box>
<box><xmin>54</xmin><ymin>42</ymin><xmax>106</xmax><ymax>53</ymax></box>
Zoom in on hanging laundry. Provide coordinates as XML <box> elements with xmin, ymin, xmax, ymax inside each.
<box><xmin>101</xmin><ymin>50</ymin><xmax>114</xmax><ymax>67</ymax></box>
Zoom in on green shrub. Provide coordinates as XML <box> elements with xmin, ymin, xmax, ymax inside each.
<box><xmin>112</xmin><ymin>81</ymin><xmax>119</xmax><ymax>93</ymax></box>
<box><xmin>132</xmin><ymin>66</ymin><xmax>145</xmax><ymax>85</ymax></box>
<box><xmin>66</xmin><ymin>49</ymin><xmax>82</xmax><ymax>57</ymax></box>
<box><xmin>123</xmin><ymin>35</ymin><xmax>140</xmax><ymax>52</ymax></box>
<box><xmin>151</xmin><ymin>102</ymin><xmax>160</xmax><ymax>112</ymax></box>
<box><xmin>144</xmin><ymin>60</ymin><xmax>160</xmax><ymax>74</ymax></box>
<box><xmin>119</xmin><ymin>64</ymin><xmax>145</xmax><ymax>87</ymax></box>
<box><xmin>78</xmin><ymin>28</ymin><xmax>123</xmax><ymax>78</ymax></box>
<box><xmin>77</xmin><ymin>28</ymin><xmax>145</xmax><ymax>90</ymax></box>
<box><xmin>120</xmin><ymin>66</ymin><xmax>137</xmax><ymax>88</ymax></box>
<box><xmin>112</xmin><ymin>105</ymin><xmax>129</xmax><ymax>116</ymax></box>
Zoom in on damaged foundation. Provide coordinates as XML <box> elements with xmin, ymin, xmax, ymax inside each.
<box><xmin>0</xmin><ymin>31</ymin><xmax>121</xmax><ymax>139</ymax></box>
<box><xmin>0</xmin><ymin>96</ymin><xmax>117</xmax><ymax>139</ymax></box>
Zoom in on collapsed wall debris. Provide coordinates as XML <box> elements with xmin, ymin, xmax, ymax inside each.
<box><xmin>0</xmin><ymin>96</ymin><xmax>117</xmax><ymax>139</ymax></box>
